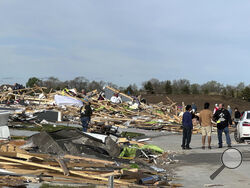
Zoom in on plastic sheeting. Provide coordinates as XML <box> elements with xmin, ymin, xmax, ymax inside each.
<box><xmin>84</xmin><ymin>132</ymin><xmax>107</xmax><ymax>143</ymax></box>
<box><xmin>0</xmin><ymin>111</ymin><xmax>10</xmax><ymax>126</ymax></box>
<box><xmin>0</xmin><ymin>126</ymin><xmax>10</xmax><ymax>140</ymax></box>
<box><xmin>54</xmin><ymin>95</ymin><xmax>83</xmax><ymax>107</ymax></box>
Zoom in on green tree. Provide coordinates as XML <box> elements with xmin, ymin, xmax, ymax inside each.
<box><xmin>201</xmin><ymin>81</ymin><xmax>223</xmax><ymax>95</ymax></box>
<box><xmin>241</xmin><ymin>87</ymin><xmax>250</xmax><ymax>101</ymax></box>
<box><xmin>190</xmin><ymin>84</ymin><xmax>200</xmax><ymax>94</ymax></box>
<box><xmin>225</xmin><ymin>85</ymin><xmax>235</xmax><ymax>97</ymax></box>
<box><xmin>26</xmin><ymin>77</ymin><xmax>41</xmax><ymax>88</ymax></box>
<box><xmin>236</xmin><ymin>82</ymin><xmax>245</xmax><ymax>98</ymax></box>
<box><xmin>125</xmin><ymin>84</ymin><xmax>138</xmax><ymax>95</ymax></box>
<box><xmin>165</xmin><ymin>80</ymin><xmax>172</xmax><ymax>94</ymax></box>
<box><xmin>181</xmin><ymin>85</ymin><xmax>190</xmax><ymax>94</ymax></box>
<box><xmin>172</xmin><ymin>79</ymin><xmax>190</xmax><ymax>94</ymax></box>
<box><xmin>144</xmin><ymin>81</ymin><xmax>154</xmax><ymax>94</ymax></box>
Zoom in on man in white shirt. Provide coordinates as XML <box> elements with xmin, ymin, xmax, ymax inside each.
<box><xmin>110</xmin><ymin>93</ymin><xmax>122</xmax><ymax>104</ymax></box>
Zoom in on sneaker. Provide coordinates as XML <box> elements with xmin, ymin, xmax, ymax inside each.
<box><xmin>208</xmin><ymin>146</ymin><xmax>212</xmax><ymax>149</ymax></box>
<box><xmin>186</xmin><ymin>147</ymin><xmax>192</xmax><ymax>150</ymax></box>
<box><xmin>218</xmin><ymin>145</ymin><xmax>222</xmax><ymax>148</ymax></box>
<box><xmin>228</xmin><ymin>145</ymin><xmax>232</xmax><ymax>148</ymax></box>
<box><xmin>202</xmin><ymin>146</ymin><xmax>205</xmax><ymax>150</ymax></box>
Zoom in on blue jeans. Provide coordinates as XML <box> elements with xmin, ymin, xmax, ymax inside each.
<box><xmin>81</xmin><ymin>116</ymin><xmax>90</xmax><ymax>132</ymax></box>
<box><xmin>217</xmin><ymin>126</ymin><xmax>231</xmax><ymax>146</ymax></box>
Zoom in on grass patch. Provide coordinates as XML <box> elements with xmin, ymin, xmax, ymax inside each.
<box><xmin>11</xmin><ymin>136</ymin><xmax>28</xmax><ymax>140</ymax></box>
<box><xmin>121</xmin><ymin>131</ymin><xmax>145</xmax><ymax>138</ymax></box>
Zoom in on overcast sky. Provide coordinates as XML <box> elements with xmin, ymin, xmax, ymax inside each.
<box><xmin>0</xmin><ymin>1</ymin><xmax>250</xmax><ymax>87</ymax></box>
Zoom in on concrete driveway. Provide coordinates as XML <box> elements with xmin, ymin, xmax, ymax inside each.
<box><xmin>147</xmin><ymin>131</ymin><xmax>250</xmax><ymax>188</ymax></box>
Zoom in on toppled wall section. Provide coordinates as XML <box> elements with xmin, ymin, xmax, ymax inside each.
<box><xmin>26</xmin><ymin>129</ymin><xmax>121</xmax><ymax>157</ymax></box>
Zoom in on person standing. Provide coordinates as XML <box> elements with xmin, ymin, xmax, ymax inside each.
<box><xmin>199</xmin><ymin>102</ymin><xmax>213</xmax><ymax>149</ymax></box>
<box><xmin>227</xmin><ymin>105</ymin><xmax>232</xmax><ymax>117</ymax></box>
<box><xmin>213</xmin><ymin>104</ymin><xmax>218</xmax><ymax>114</ymax></box>
<box><xmin>234</xmin><ymin>107</ymin><xmax>241</xmax><ymax>127</ymax></box>
<box><xmin>110</xmin><ymin>93</ymin><xmax>122</xmax><ymax>104</ymax></box>
<box><xmin>181</xmin><ymin>105</ymin><xmax>193</xmax><ymax>150</ymax></box>
<box><xmin>80</xmin><ymin>99</ymin><xmax>92</xmax><ymax>132</ymax></box>
<box><xmin>191</xmin><ymin>102</ymin><xmax>197</xmax><ymax>113</ymax></box>
<box><xmin>213</xmin><ymin>103</ymin><xmax>232</xmax><ymax>148</ymax></box>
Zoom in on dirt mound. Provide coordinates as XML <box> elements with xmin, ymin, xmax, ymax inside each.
<box><xmin>143</xmin><ymin>94</ymin><xmax>250</xmax><ymax>113</ymax></box>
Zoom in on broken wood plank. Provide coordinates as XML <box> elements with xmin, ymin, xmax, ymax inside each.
<box><xmin>56</xmin><ymin>158</ymin><xmax>69</xmax><ymax>176</ymax></box>
<box><xmin>63</xmin><ymin>154</ymin><xmax>115</xmax><ymax>165</ymax></box>
<box><xmin>0</xmin><ymin>156</ymin><xmax>131</xmax><ymax>185</ymax></box>
<box><xmin>0</xmin><ymin>152</ymin><xmax>44</xmax><ymax>161</ymax></box>
<box><xmin>99</xmin><ymin>170</ymin><xmax>121</xmax><ymax>177</ymax></box>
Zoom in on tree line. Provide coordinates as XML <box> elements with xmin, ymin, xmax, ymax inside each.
<box><xmin>26</xmin><ymin>77</ymin><xmax>250</xmax><ymax>101</ymax></box>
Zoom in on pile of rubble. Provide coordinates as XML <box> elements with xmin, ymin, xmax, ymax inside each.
<box><xmin>0</xmin><ymin>129</ymin><xmax>181</xmax><ymax>187</ymax></box>
<box><xmin>1</xmin><ymin>85</ymin><xmax>193</xmax><ymax>133</ymax></box>
<box><xmin>0</xmin><ymin>85</ymin><xmax>191</xmax><ymax>187</ymax></box>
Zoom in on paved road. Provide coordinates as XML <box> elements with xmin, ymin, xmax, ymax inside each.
<box><xmin>147</xmin><ymin>131</ymin><xmax>250</xmax><ymax>188</ymax></box>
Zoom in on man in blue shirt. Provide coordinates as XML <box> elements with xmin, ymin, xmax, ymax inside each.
<box><xmin>181</xmin><ymin>105</ymin><xmax>193</xmax><ymax>150</ymax></box>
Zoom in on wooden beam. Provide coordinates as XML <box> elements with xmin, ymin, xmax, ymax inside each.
<box><xmin>0</xmin><ymin>156</ymin><xmax>131</xmax><ymax>185</ymax></box>
<box><xmin>0</xmin><ymin>152</ymin><xmax>44</xmax><ymax>161</ymax></box>
<box><xmin>63</xmin><ymin>155</ymin><xmax>115</xmax><ymax>165</ymax></box>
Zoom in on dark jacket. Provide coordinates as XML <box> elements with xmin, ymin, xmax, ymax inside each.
<box><xmin>80</xmin><ymin>104</ymin><xmax>92</xmax><ymax>118</ymax></box>
<box><xmin>182</xmin><ymin>111</ymin><xmax>193</xmax><ymax>129</ymax></box>
<box><xmin>213</xmin><ymin>108</ymin><xmax>232</xmax><ymax>130</ymax></box>
<box><xmin>235</xmin><ymin>111</ymin><xmax>241</xmax><ymax>119</ymax></box>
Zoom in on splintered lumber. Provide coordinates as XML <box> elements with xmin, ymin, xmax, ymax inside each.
<box><xmin>56</xmin><ymin>158</ymin><xmax>69</xmax><ymax>176</ymax></box>
<box><xmin>118</xmin><ymin>138</ymin><xmax>129</xmax><ymax>143</ymax></box>
<box><xmin>63</xmin><ymin>154</ymin><xmax>115</xmax><ymax>165</ymax></box>
<box><xmin>129</xmin><ymin>141</ymin><xmax>145</xmax><ymax>147</ymax></box>
<box><xmin>99</xmin><ymin>170</ymin><xmax>121</xmax><ymax>177</ymax></box>
<box><xmin>0</xmin><ymin>143</ymin><xmax>27</xmax><ymax>153</ymax></box>
<box><xmin>42</xmin><ymin>172</ymin><xmax>108</xmax><ymax>185</ymax></box>
<box><xmin>105</xmin><ymin>86</ymin><xmax>133</xmax><ymax>101</ymax></box>
<box><xmin>0</xmin><ymin>156</ymin><xmax>131</xmax><ymax>185</ymax></box>
<box><xmin>66</xmin><ymin>162</ymin><xmax>106</xmax><ymax>168</ymax></box>
<box><xmin>5</xmin><ymin>169</ymin><xmax>48</xmax><ymax>175</ymax></box>
<box><xmin>0</xmin><ymin>152</ymin><xmax>44</xmax><ymax>161</ymax></box>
